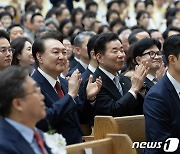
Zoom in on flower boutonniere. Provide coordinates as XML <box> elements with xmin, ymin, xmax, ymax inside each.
<box><xmin>44</xmin><ymin>132</ymin><xmax>67</xmax><ymax>154</ymax></box>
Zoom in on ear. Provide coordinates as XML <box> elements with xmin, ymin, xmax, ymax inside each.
<box><xmin>11</xmin><ymin>98</ymin><xmax>24</xmax><ymax>112</ymax></box>
<box><xmin>168</xmin><ymin>55</ymin><xmax>176</xmax><ymax>64</ymax></box>
<box><xmin>96</xmin><ymin>53</ymin><xmax>103</xmax><ymax>64</ymax></box>
<box><xmin>135</xmin><ymin>56</ymin><xmax>141</xmax><ymax>65</ymax></box>
<box><xmin>90</xmin><ymin>50</ymin><xmax>96</xmax><ymax>60</ymax></box>
<box><xmin>74</xmin><ymin>47</ymin><xmax>81</xmax><ymax>56</ymax></box>
<box><xmin>17</xmin><ymin>54</ymin><xmax>21</xmax><ymax>60</ymax></box>
<box><xmin>36</xmin><ymin>52</ymin><xmax>43</xmax><ymax>64</ymax></box>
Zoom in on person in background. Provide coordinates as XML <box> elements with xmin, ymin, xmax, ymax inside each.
<box><xmin>11</xmin><ymin>37</ymin><xmax>34</xmax><ymax>68</ymax></box>
<box><xmin>0</xmin><ymin>66</ymin><xmax>52</xmax><ymax>154</ymax></box>
<box><xmin>7</xmin><ymin>23</ymin><xmax>24</xmax><ymax>42</ymax></box>
<box><xmin>0</xmin><ymin>30</ymin><xmax>12</xmax><ymax>71</ymax></box>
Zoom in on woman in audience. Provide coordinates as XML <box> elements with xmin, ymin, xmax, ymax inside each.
<box><xmin>11</xmin><ymin>37</ymin><xmax>34</xmax><ymax>68</ymax></box>
<box><xmin>59</xmin><ymin>19</ymin><xmax>73</xmax><ymax>37</ymax></box>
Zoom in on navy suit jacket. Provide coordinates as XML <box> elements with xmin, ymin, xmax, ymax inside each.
<box><xmin>92</xmin><ymin>67</ymin><xmax>142</xmax><ymax>118</ymax></box>
<box><xmin>69</xmin><ymin>55</ymin><xmax>79</xmax><ymax>71</ymax></box>
<box><xmin>143</xmin><ymin>74</ymin><xmax>180</xmax><ymax>154</ymax></box>
<box><xmin>78</xmin><ymin>68</ymin><xmax>94</xmax><ymax>124</ymax></box>
<box><xmin>0</xmin><ymin>119</ymin><xmax>52</xmax><ymax>154</ymax></box>
<box><xmin>31</xmin><ymin>70</ymin><xmax>83</xmax><ymax>145</ymax></box>
<box><xmin>67</xmin><ymin>63</ymin><xmax>86</xmax><ymax>77</ymax></box>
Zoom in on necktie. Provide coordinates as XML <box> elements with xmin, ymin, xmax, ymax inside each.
<box><xmin>114</xmin><ymin>76</ymin><xmax>123</xmax><ymax>96</ymax></box>
<box><xmin>55</xmin><ymin>81</ymin><xmax>64</xmax><ymax>98</ymax></box>
<box><xmin>34</xmin><ymin>130</ymin><xmax>46</xmax><ymax>154</ymax></box>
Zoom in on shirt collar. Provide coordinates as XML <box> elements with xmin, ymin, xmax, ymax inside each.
<box><xmin>79</xmin><ymin>60</ymin><xmax>88</xmax><ymax>69</ymax></box>
<box><xmin>88</xmin><ymin>64</ymin><xmax>96</xmax><ymax>73</ymax></box>
<box><xmin>74</xmin><ymin>56</ymin><xmax>80</xmax><ymax>62</ymax></box>
<box><xmin>167</xmin><ymin>71</ymin><xmax>180</xmax><ymax>98</ymax></box>
<box><xmin>4</xmin><ymin>118</ymin><xmax>34</xmax><ymax>144</ymax></box>
<box><xmin>146</xmin><ymin>74</ymin><xmax>156</xmax><ymax>82</ymax></box>
<box><xmin>38</xmin><ymin>67</ymin><xmax>60</xmax><ymax>88</ymax></box>
<box><xmin>99</xmin><ymin>66</ymin><xmax>116</xmax><ymax>81</ymax></box>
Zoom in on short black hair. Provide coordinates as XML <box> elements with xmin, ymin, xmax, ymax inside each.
<box><xmin>132</xmin><ymin>37</ymin><xmax>161</xmax><ymax>63</ymax></box>
<box><xmin>7</xmin><ymin>23</ymin><xmax>24</xmax><ymax>34</ymax></box>
<box><xmin>94</xmin><ymin>32</ymin><xmax>121</xmax><ymax>55</ymax></box>
<box><xmin>87</xmin><ymin>34</ymin><xmax>100</xmax><ymax>59</ymax></box>
<box><xmin>163</xmin><ymin>34</ymin><xmax>180</xmax><ymax>65</ymax></box>
<box><xmin>86</xmin><ymin>1</ymin><xmax>98</xmax><ymax>11</ymax></box>
<box><xmin>32</xmin><ymin>31</ymin><xmax>63</xmax><ymax>65</ymax></box>
<box><xmin>0</xmin><ymin>30</ymin><xmax>10</xmax><ymax>42</ymax></box>
<box><xmin>0</xmin><ymin>66</ymin><xmax>30</xmax><ymax>117</ymax></box>
<box><xmin>31</xmin><ymin>12</ymin><xmax>43</xmax><ymax>23</ymax></box>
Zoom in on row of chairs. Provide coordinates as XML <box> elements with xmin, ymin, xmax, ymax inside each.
<box><xmin>66</xmin><ymin>115</ymin><xmax>145</xmax><ymax>154</ymax></box>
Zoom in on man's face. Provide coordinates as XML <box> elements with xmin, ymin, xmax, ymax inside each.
<box><xmin>10</xmin><ymin>26</ymin><xmax>24</xmax><ymax>41</ymax></box>
<box><xmin>0</xmin><ymin>38</ymin><xmax>12</xmax><ymax>71</ymax></box>
<box><xmin>32</xmin><ymin>15</ymin><xmax>44</xmax><ymax>31</ymax></box>
<box><xmin>97</xmin><ymin>40</ymin><xmax>125</xmax><ymax>75</ymax></box>
<box><xmin>38</xmin><ymin>39</ymin><xmax>67</xmax><ymax>78</ymax></box>
<box><xmin>137</xmin><ymin>45</ymin><xmax>162</xmax><ymax>72</ymax></box>
<box><xmin>19</xmin><ymin>76</ymin><xmax>46</xmax><ymax>123</ymax></box>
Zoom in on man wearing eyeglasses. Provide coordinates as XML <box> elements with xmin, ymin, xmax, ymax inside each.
<box><xmin>132</xmin><ymin>37</ymin><xmax>166</xmax><ymax>94</ymax></box>
<box><xmin>0</xmin><ymin>30</ymin><xmax>13</xmax><ymax>71</ymax></box>
<box><xmin>0</xmin><ymin>66</ymin><xmax>52</xmax><ymax>154</ymax></box>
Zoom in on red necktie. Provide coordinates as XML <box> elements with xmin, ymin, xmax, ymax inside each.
<box><xmin>34</xmin><ymin>130</ymin><xmax>46</xmax><ymax>154</ymax></box>
<box><xmin>55</xmin><ymin>81</ymin><xmax>64</xmax><ymax>98</ymax></box>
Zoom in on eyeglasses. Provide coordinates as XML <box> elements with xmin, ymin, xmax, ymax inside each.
<box><xmin>0</xmin><ymin>47</ymin><xmax>15</xmax><ymax>54</ymax></box>
<box><xmin>20</xmin><ymin>87</ymin><xmax>41</xmax><ymax>98</ymax></box>
<box><xmin>142</xmin><ymin>51</ymin><xmax>162</xmax><ymax>59</ymax></box>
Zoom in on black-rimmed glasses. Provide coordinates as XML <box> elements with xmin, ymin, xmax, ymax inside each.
<box><xmin>142</xmin><ymin>51</ymin><xmax>162</xmax><ymax>59</ymax></box>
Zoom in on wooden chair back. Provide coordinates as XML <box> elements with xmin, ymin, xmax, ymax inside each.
<box><xmin>66</xmin><ymin>134</ymin><xmax>137</xmax><ymax>154</ymax></box>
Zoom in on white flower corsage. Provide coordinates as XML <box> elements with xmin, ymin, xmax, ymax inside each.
<box><xmin>44</xmin><ymin>132</ymin><xmax>67</xmax><ymax>154</ymax></box>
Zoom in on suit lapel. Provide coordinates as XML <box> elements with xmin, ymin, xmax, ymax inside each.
<box><xmin>164</xmin><ymin>75</ymin><xmax>180</xmax><ymax>112</ymax></box>
<box><xmin>95</xmin><ymin>68</ymin><xmax>122</xmax><ymax>99</ymax></box>
<box><xmin>32</xmin><ymin>70</ymin><xmax>60</xmax><ymax>102</ymax></box>
<box><xmin>1</xmin><ymin>119</ymin><xmax>36</xmax><ymax>154</ymax></box>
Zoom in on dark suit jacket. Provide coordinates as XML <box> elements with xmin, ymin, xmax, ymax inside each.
<box><xmin>0</xmin><ymin>118</ymin><xmax>52</xmax><ymax>154</ymax></box>
<box><xmin>32</xmin><ymin>70</ymin><xmax>83</xmax><ymax>145</ymax></box>
<box><xmin>143</xmin><ymin>74</ymin><xmax>180</xmax><ymax>154</ymax></box>
<box><xmin>69</xmin><ymin>55</ymin><xmax>79</xmax><ymax>71</ymax></box>
<box><xmin>92</xmin><ymin>67</ymin><xmax>140</xmax><ymax>118</ymax></box>
<box><xmin>67</xmin><ymin>63</ymin><xmax>86</xmax><ymax>77</ymax></box>
<box><xmin>78</xmin><ymin>68</ymin><xmax>94</xmax><ymax>124</ymax></box>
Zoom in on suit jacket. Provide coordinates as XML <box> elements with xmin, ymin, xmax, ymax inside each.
<box><xmin>67</xmin><ymin>63</ymin><xmax>86</xmax><ymax>77</ymax></box>
<box><xmin>69</xmin><ymin>55</ymin><xmax>79</xmax><ymax>71</ymax></box>
<box><xmin>0</xmin><ymin>119</ymin><xmax>52</xmax><ymax>154</ymax></box>
<box><xmin>32</xmin><ymin>70</ymin><xmax>83</xmax><ymax>145</ymax></box>
<box><xmin>78</xmin><ymin>68</ymin><xmax>94</xmax><ymax>124</ymax></box>
<box><xmin>143</xmin><ymin>74</ymin><xmax>180</xmax><ymax>154</ymax></box>
<box><xmin>92</xmin><ymin>67</ymin><xmax>141</xmax><ymax>118</ymax></box>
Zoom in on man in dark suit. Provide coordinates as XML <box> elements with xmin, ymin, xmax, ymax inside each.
<box><xmin>143</xmin><ymin>34</ymin><xmax>180</xmax><ymax>153</ymax></box>
<box><xmin>0</xmin><ymin>66</ymin><xmax>52</xmax><ymax>153</ymax></box>
<box><xmin>79</xmin><ymin>34</ymin><xmax>100</xmax><ymax>125</ymax></box>
<box><xmin>67</xmin><ymin>31</ymin><xmax>94</xmax><ymax>77</ymax></box>
<box><xmin>92</xmin><ymin>32</ymin><xmax>148</xmax><ymax>118</ymax></box>
<box><xmin>31</xmin><ymin>31</ymin><xmax>101</xmax><ymax>145</ymax></box>
<box><xmin>132</xmin><ymin>38</ymin><xmax>166</xmax><ymax>94</ymax></box>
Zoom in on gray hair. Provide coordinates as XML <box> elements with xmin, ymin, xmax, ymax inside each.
<box><xmin>73</xmin><ymin>31</ymin><xmax>95</xmax><ymax>47</ymax></box>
